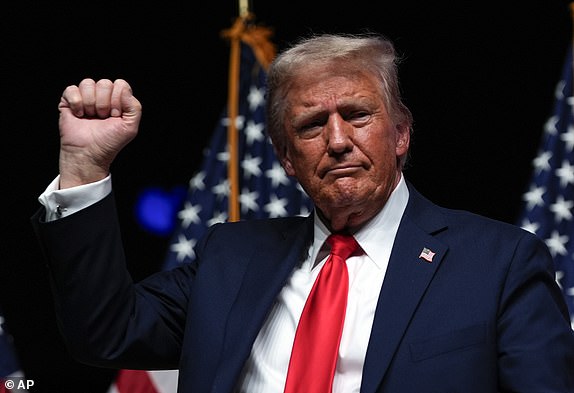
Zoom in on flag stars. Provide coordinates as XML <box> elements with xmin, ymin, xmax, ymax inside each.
<box><xmin>240</xmin><ymin>188</ymin><xmax>260</xmax><ymax>213</ymax></box>
<box><xmin>244</xmin><ymin>120</ymin><xmax>265</xmax><ymax>145</ymax></box>
<box><xmin>164</xmin><ymin>57</ymin><xmax>315</xmax><ymax>271</ymax></box>
<box><xmin>170</xmin><ymin>234</ymin><xmax>196</xmax><ymax>263</ymax></box>
<box><xmin>522</xmin><ymin>185</ymin><xmax>546</xmax><ymax>210</ymax></box>
<box><xmin>544</xmin><ymin>230</ymin><xmax>569</xmax><ymax>258</ymax></box>
<box><xmin>264</xmin><ymin>194</ymin><xmax>289</xmax><ymax>217</ymax></box>
<box><xmin>222</xmin><ymin>115</ymin><xmax>245</xmax><ymax>130</ymax></box>
<box><xmin>248</xmin><ymin>85</ymin><xmax>265</xmax><ymax>111</ymax></box>
<box><xmin>189</xmin><ymin>171</ymin><xmax>206</xmax><ymax>191</ymax></box>
<box><xmin>212</xmin><ymin>180</ymin><xmax>229</xmax><ymax>200</ymax></box>
<box><xmin>544</xmin><ymin>115</ymin><xmax>559</xmax><ymax>135</ymax></box>
<box><xmin>266</xmin><ymin>162</ymin><xmax>290</xmax><ymax>188</ymax></box>
<box><xmin>549</xmin><ymin>195</ymin><xmax>574</xmax><ymax>223</ymax></box>
<box><xmin>242</xmin><ymin>154</ymin><xmax>262</xmax><ymax>178</ymax></box>
<box><xmin>178</xmin><ymin>202</ymin><xmax>202</xmax><ymax>228</ymax></box>
<box><xmin>519</xmin><ymin>54</ymin><xmax>574</xmax><ymax>327</ymax></box>
<box><xmin>533</xmin><ymin>151</ymin><xmax>552</xmax><ymax>175</ymax></box>
<box><xmin>167</xmin><ymin>122</ymin><xmax>314</xmax><ymax>265</ymax></box>
<box><xmin>556</xmin><ymin>160</ymin><xmax>574</xmax><ymax>188</ymax></box>
<box><xmin>217</xmin><ymin>150</ymin><xmax>230</xmax><ymax>163</ymax></box>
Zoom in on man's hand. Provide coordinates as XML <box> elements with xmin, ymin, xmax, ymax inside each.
<box><xmin>57</xmin><ymin>78</ymin><xmax>142</xmax><ymax>189</ymax></box>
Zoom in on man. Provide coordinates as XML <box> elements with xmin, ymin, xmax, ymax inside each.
<box><xmin>32</xmin><ymin>33</ymin><xmax>574</xmax><ymax>392</ymax></box>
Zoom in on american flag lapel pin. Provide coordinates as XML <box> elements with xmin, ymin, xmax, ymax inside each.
<box><xmin>419</xmin><ymin>247</ymin><xmax>435</xmax><ymax>263</ymax></box>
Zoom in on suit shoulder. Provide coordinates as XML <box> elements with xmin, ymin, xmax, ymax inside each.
<box><xmin>440</xmin><ymin>205</ymin><xmax>527</xmax><ymax>235</ymax></box>
<box><xmin>216</xmin><ymin>215</ymin><xmax>309</xmax><ymax>231</ymax></box>
<box><xmin>202</xmin><ymin>215</ymin><xmax>311</xmax><ymax>244</ymax></box>
<box><xmin>406</xmin><ymin>182</ymin><xmax>537</xmax><ymax>242</ymax></box>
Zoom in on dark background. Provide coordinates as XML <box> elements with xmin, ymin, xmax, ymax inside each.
<box><xmin>2</xmin><ymin>1</ymin><xmax>572</xmax><ymax>391</ymax></box>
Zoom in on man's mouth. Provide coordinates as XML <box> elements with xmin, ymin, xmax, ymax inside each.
<box><xmin>322</xmin><ymin>164</ymin><xmax>363</xmax><ymax>178</ymax></box>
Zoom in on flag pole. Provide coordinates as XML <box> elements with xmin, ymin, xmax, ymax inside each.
<box><xmin>569</xmin><ymin>2</ymin><xmax>574</xmax><ymax>123</ymax></box>
<box><xmin>224</xmin><ymin>4</ymin><xmax>246</xmax><ymax>222</ymax></box>
<box><xmin>221</xmin><ymin>3</ymin><xmax>276</xmax><ymax>222</ymax></box>
<box><xmin>571</xmin><ymin>2</ymin><xmax>574</xmax><ymax>84</ymax></box>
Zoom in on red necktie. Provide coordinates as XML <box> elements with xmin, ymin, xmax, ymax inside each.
<box><xmin>284</xmin><ymin>233</ymin><xmax>362</xmax><ymax>393</ymax></box>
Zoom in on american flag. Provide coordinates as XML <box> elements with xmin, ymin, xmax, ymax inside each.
<box><xmin>108</xmin><ymin>32</ymin><xmax>313</xmax><ymax>393</ymax></box>
<box><xmin>418</xmin><ymin>247</ymin><xmax>436</xmax><ymax>263</ymax></box>
<box><xmin>516</xmin><ymin>44</ymin><xmax>574</xmax><ymax>329</ymax></box>
<box><xmin>163</xmin><ymin>41</ymin><xmax>313</xmax><ymax>270</ymax></box>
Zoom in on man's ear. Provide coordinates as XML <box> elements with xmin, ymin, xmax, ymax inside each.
<box><xmin>275</xmin><ymin>144</ymin><xmax>295</xmax><ymax>176</ymax></box>
<box><xmin>395</xmin><ymin>122</ymin><xmax>410</xmax><ymax>155</ymax></box>
<box><xmin>281</xmin><ymin>154</ymin><xmax>296</xmax><ymax>177</ymax></box>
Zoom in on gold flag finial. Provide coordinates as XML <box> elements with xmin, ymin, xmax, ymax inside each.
<box><xmin>239</xmin><ymin>0</ymin><xmax>250</xmax><ymax>18</ymax></box>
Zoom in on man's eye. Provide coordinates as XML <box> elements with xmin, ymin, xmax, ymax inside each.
<box><xmin>302</xmin><ymin>121</ymin><xmax>322</xmax><ymax>130</ymax></box>
<box><xmin>297</xmin><ymin>118</ymin><xmax>324</xmax><ymax>132</ymax></box>
<box><xmin>295</xmin><ymin>121</ymin><xmax>324</xmax><ymax>138</ymax></box>
<box><xmin>346</xmin><ymin>111</ymin><xmax>370</xmax><ymax>122</ymax></box>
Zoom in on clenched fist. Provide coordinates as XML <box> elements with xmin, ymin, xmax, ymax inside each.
<box><xmin>57</xmin><ymin>78</ymin><xmax>142</xmax><ymax>189</ymax></box>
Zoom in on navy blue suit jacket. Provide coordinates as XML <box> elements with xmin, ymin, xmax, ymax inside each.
<box><xmin>32</xmin><ymin>182</ymin><xmax>574</xmax><ymax>392</ymax></box>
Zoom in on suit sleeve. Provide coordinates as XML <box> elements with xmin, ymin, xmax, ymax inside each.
<box><xmin>497</xmin><ymin>230</ymin><xmax>574</xmax><ymax>392</ymax></box>
<box><xmin>31</xmin><ymin>192</ymin><xmax>194</xmax><ymax>369</ymax></box>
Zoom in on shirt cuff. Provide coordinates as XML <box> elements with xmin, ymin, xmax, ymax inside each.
<box><xmin>38</xmin><ymin>175</ymin><xmax>112</xmax><ymax>222</ymax></box>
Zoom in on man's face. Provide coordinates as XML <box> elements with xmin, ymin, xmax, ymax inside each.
<box><xmin>279</xmin><ymin>69</ymin><xmax>410</xmax><ymax>231</ymax></box>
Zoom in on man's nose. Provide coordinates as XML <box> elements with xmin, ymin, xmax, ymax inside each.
<box><xmin>326</xmin><ymin>115</ymin><xmax>353</xmax><ymax>154</ymax></box>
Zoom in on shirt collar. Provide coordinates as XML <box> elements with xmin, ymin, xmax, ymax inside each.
<box><xmin>309</xmin><ymin>174</ymin><xmax>409</xmax><ymax>270</ymax></box>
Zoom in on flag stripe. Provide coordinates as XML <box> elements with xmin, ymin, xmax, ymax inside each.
<box><xmin>115</xmin><ymin>370</ymin><xmax>159</xmax><ymax>393</ymax></box>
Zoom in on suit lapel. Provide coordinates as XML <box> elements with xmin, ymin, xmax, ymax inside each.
<box><xmin>360</xmin><ymin>185</ymin><xmax>449</xmax><ymax>393</ymax></box>
<box><xmin>212</xmin><ymin>216</ymin><xmax>314</xmax><ymax>392</ymax></box>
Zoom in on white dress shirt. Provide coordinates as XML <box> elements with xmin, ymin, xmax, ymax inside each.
<box><xmin>38</xmin><ymin>174</ymin><xmax>409</xmax><ymax>392</ymax></box>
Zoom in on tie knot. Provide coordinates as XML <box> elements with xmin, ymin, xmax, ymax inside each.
<box><xmin>327</xmin><ymin>234</ymin><xmax>362</xmax><ymax>260</ymax></box>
